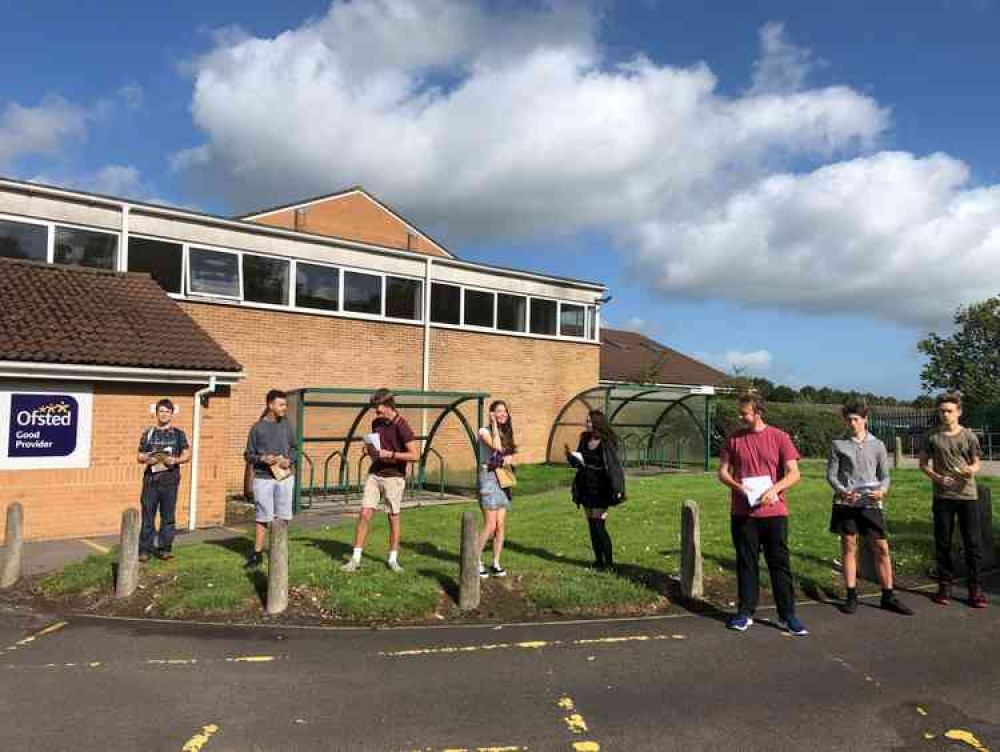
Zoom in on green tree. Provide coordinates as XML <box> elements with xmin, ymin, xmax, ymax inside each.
<box><xmin>918</xmin><ymin>297</ymin><xmax>1000</xmax><ymax>405</ymax></box>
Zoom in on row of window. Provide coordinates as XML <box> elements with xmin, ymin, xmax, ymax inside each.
<box><xmin>0</xmin><ymin>216</ymin><xmax>599</xmax><ymax>339</ymax></box>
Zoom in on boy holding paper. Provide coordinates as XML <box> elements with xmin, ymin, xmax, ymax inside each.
<box><xmin>827</xmin><ymin>402</ymin><xmax>912</xmax><ymax>615</ymax></box>
<box><xmin>718</xmin><ymin>394</ymin><xmax>807</xmax><ymax>635</ymax></box>
<box><xmin>136</xmin><ymin>399</ymin><xmax>190</xmax><ymax>562</ymax></box>
<box><xmin>342</xmin><ymin>389</ymin><xmax>419</xmax><ymax>573</ymax></box>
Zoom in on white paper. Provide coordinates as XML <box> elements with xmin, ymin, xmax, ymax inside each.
<box><xmin>743</xmin><ymin>475</ymin><xmax>773</xmax><ymax>508</ymax></box>
<box><xmin>363</xmin><ymin>433</ymin><xmax>381</xmax><ymax>451</ymax></box>
<box><xmin>570</xmin><ymin>451</ymin><xmax>584</xmax><ymax>466</ymax></box>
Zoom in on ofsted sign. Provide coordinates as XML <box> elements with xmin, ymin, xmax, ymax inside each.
<box><xmin>0</xmin><ymin>384</ymin><xmax>93</xmax><ymax>470</ymax></box>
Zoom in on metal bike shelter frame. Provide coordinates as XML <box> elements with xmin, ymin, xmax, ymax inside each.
<box><xmin>287</xmin><ymin>388</ymin><xmax>489</xmax><ymax>513</ymax></box>
<box><xmin>545</xmin><ymin>383</ymin><xmax>715</xmax><ymax>471</ymax></box>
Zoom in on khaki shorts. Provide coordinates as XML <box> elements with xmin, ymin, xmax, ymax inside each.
<box><xmin>362</xmin><ymin>475</ymin><xmax>406</xmax><ymax>515</ymax></box>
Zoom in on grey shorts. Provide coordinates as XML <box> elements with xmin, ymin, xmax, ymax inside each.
<box><xmin>253</xmin><ymin>476</ymin><xmax>294</xmax><ymax>522</ymax></box>
<box><xmin>479</xmin><ymin>470</ymin><xmax>511</xmax><ymax>510</ymax></box>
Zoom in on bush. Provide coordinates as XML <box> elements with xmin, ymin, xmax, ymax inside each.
<box><xmin>714</xmin><ymin>400</ymin><xmax>844</xmax><ymax>458</ymax></box>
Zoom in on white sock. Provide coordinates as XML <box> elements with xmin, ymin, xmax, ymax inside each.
<box><xmin>352</xmin><ymin>547</ymin><xmax>363</xmax><ymax>562</ymax></box>
<box><xmin>493</xmin><ymin>556</ymin><xmax>501</xmax><ymax>568</ymax></box>
<box><xmin>388</xmin><ymin>550</ymin><xmax>398</xmax><ymax>564</ymax></box>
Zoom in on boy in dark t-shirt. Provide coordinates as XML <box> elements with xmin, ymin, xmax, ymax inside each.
<box><xmin>136</xmin><ymin>399</ymin><xmax>190</xmax><ymax>562</ymax></box>
<box><xmin>342</xmin><ymin>389</ymin><xmax>419</xmax><ymax>573</ymax></box>
<box><xmin>919</xmin><ymin>392</ymin><xmax>986</xmax><ymax>607</ymax></box>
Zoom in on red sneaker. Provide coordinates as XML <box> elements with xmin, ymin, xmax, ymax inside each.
<box><xmin>932</xmin><ymin>583</ymin><xmax>951</xmax><ymax>605</ymax></box>
<box><xmin>969</xmin><ymin>586</ymin><xmax>988</xmax><ymax>609</ymax></box>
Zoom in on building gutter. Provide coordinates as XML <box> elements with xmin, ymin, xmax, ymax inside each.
<box><xmin>188</xmin><ymin>376</ymin><xmax>218</xmax><ymax>532</ymax></box>
<box><xmin>0</xmin><ymin>361</ymin><xmax>244</xmax><ymax>385</ymax></box>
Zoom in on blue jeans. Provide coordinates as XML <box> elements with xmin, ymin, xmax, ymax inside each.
<box><xmin>140</xmin><ymin>473</ymin><xmax>179</xmax><ymax>554</ymax></box>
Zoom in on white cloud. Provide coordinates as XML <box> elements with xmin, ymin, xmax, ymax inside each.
<box><xmin>615</xmin><ymin>316</ymin><xmax>656</xmax><ymax>336</ymax></box>
<box><xmin>700</xmin><ymin>349</ymin><xmax>774</xmax><ymax>374</ymax></box>
<box><xmin>172</xmin><ymin>2</ymin><xmax>1000</xmax><ymax>327</ymax></box>
<box><xmin>0</xmin><ymin>95</ymin><xmax>87</xmax><ymax>169</ymax></box>
<box><xmin>119</xmin><ymin>83</ymin><xmax>145</xmax><ymax>111</ymax></box>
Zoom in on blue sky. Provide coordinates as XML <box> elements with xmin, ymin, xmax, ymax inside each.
<box><xmin>2</xmin><ymin>0</ymin><xmax>998</xmax><ymax>398</ymax></box>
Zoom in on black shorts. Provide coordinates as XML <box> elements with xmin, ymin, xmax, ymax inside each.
<box><xmin>829</xmin><ymin>505</ymin><xmax>887</xmax><ymax>540</ymax></box>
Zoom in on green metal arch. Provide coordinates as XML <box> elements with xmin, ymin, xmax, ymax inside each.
<box><xmin>338</xmin><ymin>404</ymin><xmax>375</xmax><ymax>489</ymax></box>
<box><xmin>645</xmin><ymin>394</ymin><xmax>706</xmax><ymax>458</ymax></box>
<box><xmin>545</xmin><ymin>386</ymin><xmax>607</xmax><ymax>463</ymax></box>
<box><xmin>607</xmin><ymin>388</ymin><xmax>667</xmax><ymax>423</ymax></box>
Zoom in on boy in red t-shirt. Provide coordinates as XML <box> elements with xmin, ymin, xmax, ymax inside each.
<box><xmin>718</xmin><ymin>394</ymin><xmax>807</xmax><ymax>635</ymax></box>
<box><xmin>341</xmin><ymin>389</ymin><xmax>419</xmax><ymax>573</ymax></box>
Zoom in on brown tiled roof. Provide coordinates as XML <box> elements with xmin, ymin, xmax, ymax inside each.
<box><xmin>0</xmin><ymin>258</ymin><xmax>242</xmax><ymax>372</ymax></box>
<box><xmin>601</xmin><ymin>328</ymin><xmax>727</xmax><ymax>387</ymax></box>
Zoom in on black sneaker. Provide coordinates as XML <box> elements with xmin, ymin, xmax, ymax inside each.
<box><xmin>881</xmin><ymin>593</ymin><xmax>914</xmax><ymax>616</ymax></box>
<box><xmin>490</xmin><ymin>564</ymin><xmax>507</xmax><ymax>578</ymax></box>
<box><xmin>842</xmin><ymin>591</ymin><xmax>858</xmax><ymax>615</ymax></box>
<box><xmin>244</xmin><ymin>552</ymin><xmax>263</xmax><ymax>569</ymax></box>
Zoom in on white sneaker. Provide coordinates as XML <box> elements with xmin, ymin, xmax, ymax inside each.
<box><xmin>479</xmin><ymin>563</ymin><xmax>489</xmax><ymax>579</ymax></box>
<box><xmin>341</xmin><ymin>559</ymin><xmax>362</xmax><ymax>573</ymax></box>
<box><xmin>387</xmin><ymin>559</ymin><xmax>404</xmax><ymax>573</ymax></box>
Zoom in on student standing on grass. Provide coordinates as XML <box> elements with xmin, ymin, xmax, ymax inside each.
<box><xmin>476</xmin><ymin>400</ymin><xmax>519</xmax><ymax>578</ymax></box>
<box><xmin>342</xmin><ymin>389</ymin><xmax>419</xmax><ymax>574</ymax></box>
<box><xmin>243</xmin><ymin>389</ymin><xmax>297</xmax><ymax>569</ymax></box>
<box><xmin>717</xmin><ymin>393</ymin><xmax>808</xmax><ymax>635</ymax></box>
<box><xmin>826</xmin><ymin>402</ymin><xmax>913</xmax><ymax>616</ymax></box>
<box><xmin>136</xmin><ymin>399</ymin><xmax>190</xmax><ymax>563</ymax></box>
<box><xmin>565</xmin><ymin>410</ymin><xmax>626</xmax><ymax>571</ymax></box>
<box><xmin>919</xmin><ymin>392</ymin><xmax>987</xmax><ymax>608</ymax></box>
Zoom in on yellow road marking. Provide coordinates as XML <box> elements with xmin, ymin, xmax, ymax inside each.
<box><xmin>36</xmin><ymin>620</ymin><xmax>69</xmax><ymax>637</ymax></box>
<box><xmin>565</xmin><ymin>714</ymin><xmax>588</xmax><ymax>733</ymax></box>
<box><xmin>3</xmin><ymin>620</ymin><xmax>70</xmax><ymax>653</ymax></box>
<box><xmin>944</xmin><ymin>729</ymin><xmax>990</xmax><ymax>751</ymax></box>
<box><xmin>182</xmin><ymin>724</ymin><xmax>220</xmax><ymax>751</ymax></box>
<box><xmin>557</xmin><ymin>696</ymin><xmax>600</xmax><ymax>749</ymax></box>
<box><xmin>230</xmin><ymin>655</ymin><xmax>275</xmax><ymax>663</ymax></box>
<box><xmin>572</xmin><ymin>743</ymin><xmax>600</xmax><ymax>751</ymax></box>
<box><xmin>917</xmin><ymin>706</ymin><xmax>928</xmax><ymax>716</ymax></box>
<box><xmin>380</xmin><ymin>633</ymin><xmax>677</xmax><ymax>658</ymax></box>
<box><xmin>4</xmin><ymin>654</ymin><xmax>281</xmax><ymax>671</ymax></box>
<box><xmin>79</xmin><ymin>539</ymin><xmax>110</xmax><ymax>553</ymax></box>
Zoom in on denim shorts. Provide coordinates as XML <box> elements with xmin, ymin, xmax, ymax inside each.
<box><xmin>253</xmin><ymin>476</ymin><xmax>294</xmax><ymax>522</ymax></box>
<box><xmin>479</xmin><ymin>470</ymin><xmax>511</xmax><ymax>510</ymax></box>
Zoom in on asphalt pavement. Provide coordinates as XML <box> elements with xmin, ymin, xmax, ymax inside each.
<box><xmin>2</xmin><ymin>574</ymin><xmax>999</xmax><ymax>752</ymax></box>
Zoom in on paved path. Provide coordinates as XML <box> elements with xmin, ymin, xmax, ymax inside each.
<box><xmin>897</xmin><ymin>457</ymin><xmax>1000</xmax><ymax>476</ymax></box>
<box><xmin>1</xmin><ymin>576</ymin><xmax>998</xmax><ymax>751</ymax></box>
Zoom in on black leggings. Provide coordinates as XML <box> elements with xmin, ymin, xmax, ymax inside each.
<box><xmin>587</xmin><ymin>516</ymin><xmax>613</xmax><ymax>567</ymax></box>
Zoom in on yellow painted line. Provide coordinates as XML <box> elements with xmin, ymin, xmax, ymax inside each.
<box><xmin>381</xmin><ymin>633</ymin><xmax>684</xmax><ymax>658</ymax></box>
<box><xmin>2</xmin><ymin>620</ymin><xmax>70</xmax><ymax>653</ymax></box>
<box><xmin>944</xmin><ymin>729</ymin><xmax>990</xmax><ymax>751</ymax></box>
<box><xmin>916</xmin><ymin>706</ymin><xmax>928</xmax><ymax>716</ymax></box>
<box><xmin>36</xmin><ymin>620</ymin><xmax>69</xmax><ymax>637</ymax></box>
<box><xmin>229</xmin><ymin>655</ymin><xmax>275</xmax><ymax>663</ymax></box>
<box><xmin>558</xmin><ymin>697</ymin><xmax>575</xmax><ymax>711</ymax></box>
<box><xmin>565</xmin><ymin>714</ymin><xmax>588</xmax><ymax>733</ymax></box>
<box><xmin>182</xmin><ymin>724</ymin><xmax>220</xmax><ymax>751</ymax></box>
<box><xmin>572</xmin><ymin>743</ymin><xmax>600</xmax><ymax>751</ymax></box>
<box><xmin>558</xmin><ymin>696</ymin><xmax>600</xmax><ymax>750</ymax></box>
<box><xmin>79</xmin><ymin>539</ymin><xmax>110</xmax><ymax>554</ymax></box>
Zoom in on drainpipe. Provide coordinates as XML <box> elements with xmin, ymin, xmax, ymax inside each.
<box><xmin>421</xmin><ymin>258</ymin><xmax>433</xmax><ymax>434</ymax></box>
<box><xmin>188</xmin><ymin>376</ymin><xmax>218</xmax><ymax>531</ymax></box>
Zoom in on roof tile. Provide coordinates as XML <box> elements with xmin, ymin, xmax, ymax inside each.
<box><xmin>601</xmin><ymin>328</ymin><xmax>726</xmax><ymax>386</ymax></box>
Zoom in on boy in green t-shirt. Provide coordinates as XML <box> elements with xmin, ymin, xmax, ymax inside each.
<box><xmin>918</xmin><ymin>392</ymin><xmax>986</xmax><ymax>608</ymax></box>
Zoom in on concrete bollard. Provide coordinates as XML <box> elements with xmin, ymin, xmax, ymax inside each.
<box><xmin>266</xmin><ymin>520</ymin><xmax>289</xmax><ymax>616</ymax></box>
<box><xmin>893</xmin><ymin>436</ymin><xmax>903</xmax><ymax>470</ymax></box>
<box><xmin>0</xmin><ymin>503</ymin><xmax>24</xmax><ymax>589</ymax></box>
<box><xmin>680</xmin><ymin>499</ymin><xmax>703</xmax><ymax>599</ymax></box>
<box><xmin>115</xmin><ymin>508</ymin><xmax>141</xmax><ymax>599</ymax></box>
<box><xmin>458</xmin><ymin>511</ymin><xmax>481</xmax><ymax>611</ymax></box>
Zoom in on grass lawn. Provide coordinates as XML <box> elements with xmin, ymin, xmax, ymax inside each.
<box><xmin>39</xmin><ymin>462</ymin><xmax>998</xmax><ymax>623</ymax></box>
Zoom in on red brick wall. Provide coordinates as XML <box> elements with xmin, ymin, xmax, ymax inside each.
<box><xmin>0</xmin><ymin>382</ymin><xmax>231</xmax><ymax>542</ymax></box>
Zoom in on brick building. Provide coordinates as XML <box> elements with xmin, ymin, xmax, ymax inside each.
<box><xmin>0</xmin><ymin>178</ymin><xmax>605</xmax><ymax>540</ymax></box>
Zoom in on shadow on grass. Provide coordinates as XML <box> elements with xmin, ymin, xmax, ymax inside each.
<box><xmin>401</xmin><ymin>539</ymin><xmax>460</xmax><ymax>565</ymax></box>
<box><xmin>206</xmin><ymin>537</ymin><xmax>267</xmax><ymax>607</ymax></box>
<box><xmin>417</xmin><ymin>567</ymin><xmax>459</xmax><ymax>603</ymax></box>
<box><xmin>699</xmin><ymin>550</ymin><xmax>843</xmax><ymax>608</ymax></box>
<box><xmin>299</xmin><ymin>536</ymin><xmax>355</xmax><ymax>565</ymax></box>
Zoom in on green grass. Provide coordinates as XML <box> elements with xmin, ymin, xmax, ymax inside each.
<box><xmin>40</xmin><ymin>462</ymin><xmax>998</xmax><ymax>622</ymax></box>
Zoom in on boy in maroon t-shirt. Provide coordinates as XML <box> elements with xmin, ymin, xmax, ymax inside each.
<box><xmin>342</xmin><ymin>389</ymin><xmax>419</xmax><ymax>573</ymax></box>
<box><xmin>718</xmin><ymin>393</ymin><xmax>808</xmax><ymax>635</ymax></box>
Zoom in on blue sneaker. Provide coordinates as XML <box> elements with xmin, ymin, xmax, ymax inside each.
<box><xmin>779</xmin><ymin>616</ymin><xmax>809</xmax><ymax>636</ymax></box>
<box><xmin>726</xmin><ymin>615</ymin><xmax>753</xmax><ymax>632</ymax></box>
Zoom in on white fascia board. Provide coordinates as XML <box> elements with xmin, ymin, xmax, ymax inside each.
<box><xmin>0</xmin><ymin>361</ymin><xmax>245</xmax><ymax>385</ymax></box>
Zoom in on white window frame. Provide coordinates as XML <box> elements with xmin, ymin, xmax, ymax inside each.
<box><xmin>241</xmin><ymin>251</ymin><xmax>293</xmax><ymax>308</ymax></box>
<box><xmin>529</xmin><ymin>296</ymin><xmax>559</xmax><ymax>337</ymax></box>
<box><xmin>496</xmin><ymin>291</ymin><xmax>528</xmax><ymax>334</ymax></box>
<box><xmin>51</xmin><ymin>222</ymin><xmax>120</xmax><ymax>271</ymax></box>
<box><xmin>187</xmin><ymin>243</ymin><xmax>243</xmax><ymax>302</ymax></box>
<box><xmin>430</xmin><ymin>281</ymin><xmax>463</xmax><ymax>326</ymax></box>
<box><xmin>384</xmin><ymin>274</ymin><xmax>425</xmax><ymax>323</ymax></box>
<box><xmin>294</xmin><ymin>258</ymin><xmax>341</xmax><ymax>313</ymax></box>
<box><xmin>342</xmin><ymin>267</ymin><xmax>386</xmax><ymax>317</ymax></box>
<box><xmin>462</xmin><ymin>285</ymin><xmax>497</xmax><ymax>330</ymax></box>
<box><xmin>0</xmin><ymin>213</ymin><xmax>52</xmax><ymax>264</ymax></box>
<box><xmin>558</xmin><ymin>301</ymin><xmax>586</xmax><ymax>339</ymax></box>
<box><xmin>126</xmin><ymin>232</ymin><xmax>185</xmax><ymax>295</ymax></box>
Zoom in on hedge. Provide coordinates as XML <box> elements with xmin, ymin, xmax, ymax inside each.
<box><xmin>713</xmin><ymin>400</ymin><xmax>845</xmax><ymax>458</ymax></box>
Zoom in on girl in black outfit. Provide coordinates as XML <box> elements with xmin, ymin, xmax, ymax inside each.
<box><xmin>566</xmin><ymin>410</ymin><xmax>626</xmax><ymax>570</ymax></box>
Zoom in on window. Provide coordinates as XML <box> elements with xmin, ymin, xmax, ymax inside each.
<box><xmin>588</xmin><ymin>306</ymin><xmax>599</xmax><ymax>340</ymax></box>
<box><xmin>295</xmin><ymin>262</ymin><xmax>339</xmax><ymax>311</ymax></box>
<box><xmin>0</xmin><ymin>218</ymin><xmax>47</xmax><ymax>262</ymax></box>
<box><xmin>463</xmin><ymin>289</ymin><xmax>495</xmax><ymax>328</ymax></box>
<box><xmin>343</xmin><ymin>270</ymin><xmax>382</xmax><ymax>315</ymax></box>
<box><xmin>497</xmin><ymin>293</ymin><xmax>527</xmax><ymax>333</ymax></box>
<box><xmin>189</xmin><ymin>247</ymin><xmax>239</xmax><ymax>298</ymax></box>
<box><xmin>386</xmin><ymin>276</ymin><xmax>422</xmax><ymax>320</ymax></box>
<box><xmin>560</xmin><ymin>303</ymin><xmax>585</xmax><ymax>338</ymax></box>
<box><xmin>53</xmin><ymin>226</ymin><xmax>117</xmax><ymax>270</ymax></box>
<box><xmin>431</xmin><ymin>283</ymin><xmax>461</xmax><ymax>324</ymax></box>
<box><xmin>127</xmin><ymin>237</ymin><xmax>183</xmax><ymax>293</ymax></box>
<box><xmin>530</xmin><ymin>298</ymin><xmax>557</xmax><ymax>335</ymax></box>
<box><xmin>243</xmin><ymin>254</ymin><xmax>289</xmax><ymax>305</ymax></box>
